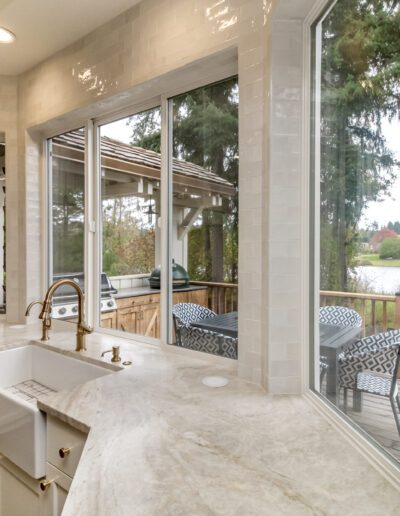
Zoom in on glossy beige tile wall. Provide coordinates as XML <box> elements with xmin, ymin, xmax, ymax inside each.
<box><xmin>12</xmin><ymin>0</ymin><xmax>317</xmax><ymax>392</ymax></box>
<box><xmin>0</xmin><ymin>76</ymin><xmax>20</xmax><ymax>322</ymax></box>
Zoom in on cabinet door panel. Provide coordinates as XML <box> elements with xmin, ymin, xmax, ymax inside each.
<box><xmin>55</xmin><ymin>483</ymin><xmax>68</xmax><ymax>516</ymax></box>
<box><xmin>101</xmin><ymin>311</ymin><xmax>116</xmax><ymax>329</ymax></box>
<box><xmin>140</xmin><ymin>304</ymin><xmax>160</xmax><ymax>338</ymax></box>
<box><xmin>46</xmin><ymin>463</ymin><xmax>72</xmax><ymax>516</ymax></box>
<box><xmin>117</xmin><ymin>307</ymin><xmax>140</xmax><ymax>333</ymax></box>
<box><xmin>0</xmin><ymin>461</ymin><xmax>51</xmax><ymax>516</ymax></box>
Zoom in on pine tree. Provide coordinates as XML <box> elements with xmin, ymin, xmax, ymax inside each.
<box><xmin>319</xmin><ymin>0</ymin><xmax>400</xmax><ymax>291</ymax></box>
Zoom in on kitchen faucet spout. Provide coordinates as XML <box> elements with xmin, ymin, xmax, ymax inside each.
<box><xmin>38</xmin><ymin>279</ymin><xmax>93</xmax><ymax>351</ymax></box>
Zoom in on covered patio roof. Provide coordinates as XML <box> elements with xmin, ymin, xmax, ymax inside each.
<box><xmin>52</xmin><ymin>130</ymin><xmax>237</xmax><ymax>200</ymax></box>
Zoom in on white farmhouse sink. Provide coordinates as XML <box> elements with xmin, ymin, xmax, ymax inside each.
<box><xmin>0</xmin><ymin>345</ymin><xmax>113</xmax><ymax>478</ymax></box>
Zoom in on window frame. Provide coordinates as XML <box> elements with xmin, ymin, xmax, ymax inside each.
<box><xmin>44</xmin><ymin>66</ymin><xmax>239</xmax><ymax>348</ymax></box>
<box><xmin>309</xmin><ymin>0</ymin><xmax>400</xmax><ymax>473</ymax></box>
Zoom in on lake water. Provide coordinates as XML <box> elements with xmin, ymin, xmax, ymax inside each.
<box><xmin>354</xmin><ymin>266</ymin><xmax>400</xmax><ymax>295</ymax></box>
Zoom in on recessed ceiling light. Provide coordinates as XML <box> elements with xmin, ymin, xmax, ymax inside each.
<box><xmin>0</xmin><ymin>27</ymin><xmax>16</xmax><ymax>44</ymax></box>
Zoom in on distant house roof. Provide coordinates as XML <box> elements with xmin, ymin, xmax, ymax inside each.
<box><xmin>369</xmin><ymin>228</ymin><xmax>399</xmax><ymax>252</ymax></box>
<box><xmin>52</xmin><ymin>130</ymin><xmax>236</xmax><ymax>198</ymax></box>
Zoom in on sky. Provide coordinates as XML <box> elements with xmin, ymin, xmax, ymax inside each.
<box><xmin>101</xmin><ymin>118</ymin><xmax>132</xmax><ymax>144</ymax></box>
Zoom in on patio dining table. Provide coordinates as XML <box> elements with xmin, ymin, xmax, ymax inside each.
<box><xmin>191</xmin><ymin>311</ymin><xmax>238</xmax><ymax>338</ymax></box>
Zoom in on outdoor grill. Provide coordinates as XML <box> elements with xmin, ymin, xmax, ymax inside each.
<box><xmin>51</xmin><ymin>273</ymin><xmax>117</xmax><ymax>319</ymax></box>
<box><xmin>149</xmin><ymin>260</ymin><xmax>189</xmax><ymax>289</ymax></box>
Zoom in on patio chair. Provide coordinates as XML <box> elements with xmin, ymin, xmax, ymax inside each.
<box><xmin>172</xmin><ymin>303</ymin><xmax>238</xmax><ymax>359</ymax></box>
<box><xmin>338</xmin><ymin>329</ymin><xmax>400</xmax><ymax>434</ymax></box>
<box><xmin>320</xmin><ymin>355</ymin><xmax>329</xmax><ymax>384</ymax></box>
<box><xmin>319</xmin><ymin>305</ymin><xmax>362</xmax><ymax>328</ymax></box>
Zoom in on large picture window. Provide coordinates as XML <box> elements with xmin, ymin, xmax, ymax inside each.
<box><xmin>46</xmin><ymin>77</ymin><xmax>239</xmax><ymax>360</ymax></box>
<box><xmin>313</xmin><ymin>0</ymin><xmax>400</xmax><ymax>463</ymax></box>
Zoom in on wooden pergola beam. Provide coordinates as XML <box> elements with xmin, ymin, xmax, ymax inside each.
<box><xmin>177</xmin><ymin>207</ymin><xmax>203</xmax><ymax>240</ymax></box>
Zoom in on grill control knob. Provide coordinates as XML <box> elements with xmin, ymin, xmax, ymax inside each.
<box><xmin>72</xmin><ymin>306</ymin><xmax>78</xmax><ymax>313</ymax></box>
<box><xmin>58</xmin><ymin>307</ymin><xmax>67</xmax><ymax>315</ymax></box>
<box><xmin>107</xmin><ymin>300</ymin><xmax>114</xmax><ymax>308</ymax></box>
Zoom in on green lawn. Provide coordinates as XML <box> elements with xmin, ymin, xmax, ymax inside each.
<box><xmin>356</xmin><ymin>254</ymin><xmax>400</xmax><ymax>267</ymax></box>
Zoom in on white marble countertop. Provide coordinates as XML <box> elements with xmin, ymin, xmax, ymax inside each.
<box><xmin>1</xmin><ymin>321</ymin><xmax>399</xmax><ymax>515</ymax></box>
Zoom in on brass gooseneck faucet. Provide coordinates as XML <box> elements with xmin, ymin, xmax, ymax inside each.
<box><xmin>25</xmin><ymin>300</ymin><xmax>51</xmax><ymax>341</ymax></box>
<box><xmin>26</xmin><ymin>279</ymin><xmax>93</xmax><ymax>352</ymax></box>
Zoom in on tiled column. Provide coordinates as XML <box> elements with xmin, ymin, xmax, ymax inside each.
<box><xmin>0</xmin><ymin>76</ymin><xmax>21</xmax><ymax>323</ymax></box>
<box><xmin>266</xmin><ymin>17</ymin><xmax>307</xmax><ymax>393</ymax></box>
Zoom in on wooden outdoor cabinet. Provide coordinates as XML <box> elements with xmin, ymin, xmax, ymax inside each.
<box><xmin>101</xmin><ymin>310</ymin><xmax>117</xmax><ymax>329</ymax></box>
<box><xmin>116</xmin><ymin>305</ymin><xmax>141</xmax><ymax>333</ymax></box>
<box><xmin>114</xmin><ymin>287</ymin><xmax>207</xmax><ymax>338</ymax></box>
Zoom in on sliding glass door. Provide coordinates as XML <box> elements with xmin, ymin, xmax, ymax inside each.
<box><xmin>170</xmin><ymin>77</ymin><xmax>239</xmax><ymax>358</ymax></box>
<box><xmin>98</xmin><ymin>108</ymin><xmax>161</xmax><ymax>338</ymax></box>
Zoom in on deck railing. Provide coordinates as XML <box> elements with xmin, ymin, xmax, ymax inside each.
<box><xmin>320</xmin><ymin>290</ymin><xmax>400</xmax><ymax>334</ymax></box>
<box><xmin>189</xmin><ymin>281</ymin><xmax>238</xmax><ymax>314</ymax></box>
<box><xmin>188</xmin><ymin>282</ymin><xmax>400</xmax><ymax>334</ymax></box>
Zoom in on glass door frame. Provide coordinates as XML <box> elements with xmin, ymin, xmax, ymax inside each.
<box><xmin>310</xmin><ymin>1</ymin><xmax>337</xmax><ymax>392</ymax></box>
<box><xmin>92</xmin><ymin>97</ymin><xmax>173</xmax><ymax>345</ymax></box>
<box><xmin>43</xmin><ymin>58</ymin><xmax>238</xmax><ymax>345</ymax></box>
<box><xmin>45</xmin><ymin>124</ymin><xmax>88</xmax><ymax>295</ymax></box>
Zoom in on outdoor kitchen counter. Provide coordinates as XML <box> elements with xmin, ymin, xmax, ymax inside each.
<box><xmin>114</xmin><ymin>284</ymin><xmax>207</xmax><ymax>299</ymax></box>
<box><xmin>0</xmin><ymin>322</ymin><xmax>399</xmax><ymax>515</ymax></box>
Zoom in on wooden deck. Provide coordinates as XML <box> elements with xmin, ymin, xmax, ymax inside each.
<box><xmin>321</xmin><ymin>382</ymin><xmax>400</xmax><ymax>462</ymax></box>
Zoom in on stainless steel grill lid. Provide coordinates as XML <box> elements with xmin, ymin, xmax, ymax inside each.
<box><xmin>149</xmin><ymin>260</ymin><xmax>189</xmax><ymax>289</ymax></box>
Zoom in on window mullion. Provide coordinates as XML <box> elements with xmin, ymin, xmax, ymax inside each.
<box><xmin>160</xmin><ymin>95</ymin><xmax>173</xmax><ymax>345</ymax></box>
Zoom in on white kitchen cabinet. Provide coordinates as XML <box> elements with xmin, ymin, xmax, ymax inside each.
<box><xmin>0</xmin><ymin>455</ymin><xmax>52</xmax><ymax>516</ymax></box>
<box><xmin>0</xmin><ymin>416</ymin><xmax>87</xmax><ymax>516</ymax></box>
<box><xmin>42</xmin><ymin>416</ymin><xmax>87</xmax><ymax>516</ymax></box>
<box><xmin>46</xmin><ymin>416</ymin><xmax>86</xmax><ymax>478</ymax></box>
<box><xmin>45</xmin><ymin>462</ymin><xmax>72</xmax><ymax>516</ymax></box>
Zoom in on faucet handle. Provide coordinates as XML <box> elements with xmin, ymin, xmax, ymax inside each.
<box><xmin>80</xmin><ymin>323</ymin><xmax>93</xmax><ymax>334</ymax></box>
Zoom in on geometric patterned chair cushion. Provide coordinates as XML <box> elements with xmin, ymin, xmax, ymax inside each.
<box><xmin>220</xmin><ymin>335</ymin><xmax>238</xmax><ymax>360</ymax></box>
<box><xmin>177</xmin><ymin>326</ymin><xmax>238</xmax><ymax>359</ymax></box>
<box><xmin>338</xmin><ymin>330</ymin><xmax>400</xmax><ymax>389</ymax></box>
<box><xmin>354</xmin><ymin>347</ymin><xmax>400</xmax><ymax>435</ymax></box>
<box><xmin>319</xmin><ymin>305</ymin><xmax>362</xmax><ymax>328</ymax></box>
<box><xmin>173</xmin><ymin>303</ymin><xmax>217</xmax><ymax>328</ymax></box>
<box><xmin>173</xmin><ymin>303</ymin><xmax>238</xmax><ymax>359</ymax></box>
<box><xmin>356</xmin><ymin>372</ymin><xmax>392</xmax><ymax>397</ymax></box>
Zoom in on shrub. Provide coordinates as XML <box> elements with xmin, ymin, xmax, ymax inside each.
<box><xmin>379</xmin><ymin>238</ymin><xmax>400</xmax><ymax>259</ymax></box>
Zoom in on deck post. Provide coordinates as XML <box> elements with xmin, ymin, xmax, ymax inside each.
<box><xmin>395</xmin><ymin>292</ymin><xmax>400</xmax><ymax>329</ymax></box>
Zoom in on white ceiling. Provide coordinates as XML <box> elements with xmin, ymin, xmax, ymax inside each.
<box><xmin>0</xmin><ymin>0</ymin><xmax>142</xmax><ymax>75</ymax></box>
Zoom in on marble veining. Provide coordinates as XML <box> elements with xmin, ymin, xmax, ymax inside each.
<box><xmin>0</xmin><ymin>322</ymin><xmax>399</xmax><ymax>515</ymax></box>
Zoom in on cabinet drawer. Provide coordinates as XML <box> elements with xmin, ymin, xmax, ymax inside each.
<box><xmin>116</xmin><ymin>293</ymin><xmax>159</xmax><ymax>308</ymax></box>
<box><xmin>46</xmin><ymin>416</ymin><xmax>86</xmax><ymax>478</ymax></box>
